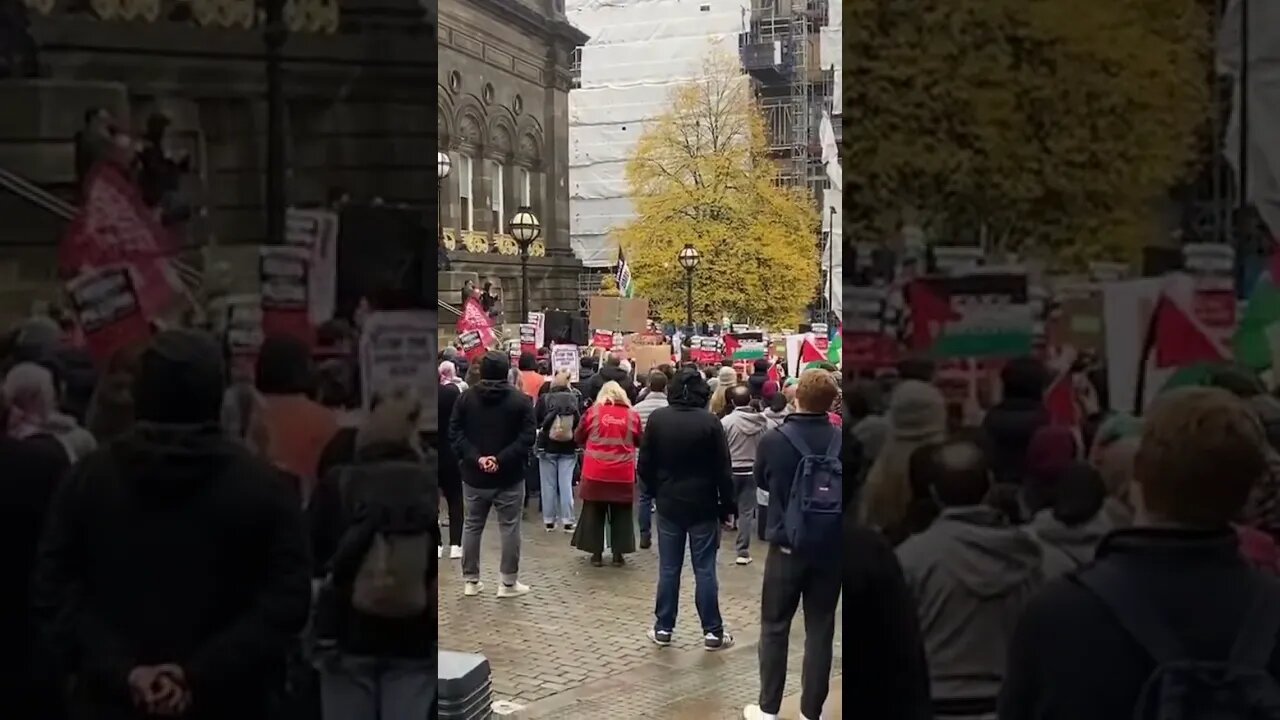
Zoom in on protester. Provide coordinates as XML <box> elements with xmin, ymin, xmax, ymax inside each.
<box><xmin>570</xmin><ymin>380</ymin><xmax>642</xmax><ymax>566</ymax></box>
<box><xmin>582</xmin><ymin>352</ymin><xmax>635</xmax><ymax>404</ymax></box>
<box><xmin>30</xmin><ymin>330</ymin><xmax>311</xmax><ymax>720</ymax></box>
<box><xmin>308</xmin><ymin>386</ymin><xmax>437</xmax><ymax>719</ymax></box>
<box><xmin>861</xmin><ymin>380</ymin><xmax>947</xmax><ymax>544</ymax></box>
<box><xmin>1091</xmin><ymin>414</ymin><xmax>1141</xmax><ymax>527</ymax></box>
<box><xmin>535</xmin><ymin>369</ymin><xmax>581</xmax><ymax>533</ymax></box>
<box><xmin>85</xmin><ymin>345</ymin><xmax>142</xmax><ymax>444</ymax></box>
<box><xmin>439</xmin><ymin>359</ymin><xmax>468</xmax><ymax>393</ymax></box>
<box><xmin>1024</xmin><ymin>460</ymin><xmax>1112</xmax><ymax>578</ymax></box>
<box><xmin>896</xmin><ymin>356</ymin><xmax>936</xmax><ymax>384</ymax></box>
<box><xmin>762</xmin><ymin>388</ymin><xmax>791</xmax><ymax>427</ymax></box>
<box><xmin>743</xmin><ymin>369</ymin><xmax>843</xmax><ymax>720</ymax></box>
<box><xmin>721</xmin><ymin>384</ymin><xmax>770</xmax><ymax>565</ymax></box>
<box><xmin>436</xmin><ymin>362</ymin><xmax>465</xmax><ymax>559</ymax></box>
<box><xmin>74</xmin><ymin>107</ymin><xmax>115</xmax><ymax>190</ymax></box>
<box><xmin>256</xmin><ymin>334</ymin><xmax>340</xmax><ymax>503</ymax></box>
<box><xmin>1019</xmin><ymin>425</ymin><xmax>1079</xmax><ymax>518</ymax></box>
<box><xmin>516</xmin><ymin>352</ymin><xmax>543</xmax><ymax>401</ymax></box>
<box><xmin>633</xmin><ymin>371</ymin><xmax>669</xmax><ymax>548</ymax></box>
<box><xmin>709</xmin><ymin>366</ymin><xmax>738</xmax><ymax>418</ymax></box>
<box><xmin>897</xmin><ymin>438</ymin><xmax>1044</xmax><ymax>717</ymax></box>
<box><xmin>3</xmin><ymin>361</ymin><xmax>96</xmax><ymax>463</ymax></box>
<box><xmin>449</xmin><ymin>351</ymin><xmax>536</xmax><ymax>598</ymax></box>
<box><xmin>637</xmin><ymin>367</ymin><xmax>735</xmax><ymax>650</ymax></box>
<box><xmin>746</xmin><ymin>358</ymin><xmax>770</xmax><ymax>400</ymax></box>
<box><xmin>999</xmin><ymin>387</ymin><xmax>1280</xmax><ymax>719</ymax></box>
<box><xmin>0</xmin><ymin>389</ymin><xmax>70</xmax><ymax>720</ymax></box>
<box><xmin>981</xmin><ymin>356</ymin><xmax>1049</xmax><ymax>486</ymax></box>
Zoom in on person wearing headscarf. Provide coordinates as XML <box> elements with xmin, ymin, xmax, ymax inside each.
<box><xmin>439</xmin><ymin>360</ymin><xmax>468</xmax><ymax>393</ymax></box>
<box><xmin>3</xmin><ymin>362</ymin><xmax>96</xmax><ymax>463</ymax></box>
<box><xmin>861</xmin><ymin>380</ymin><xmax>947</xmax><ymax>545</ymax></box>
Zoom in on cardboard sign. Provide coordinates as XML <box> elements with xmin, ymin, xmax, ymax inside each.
<box><xmin>551</xmin><ymin>343</ymin><xmax>581</xmax><ymax>382</ymax></box>
<box><xmin>260</xmin><ymin>246</ymin><xmax>313</xmax><ymax>344</ymax></box>
<box><xmin>588</xmin><ymin>296</ymin><xmax>648</xmax><ymax>333</ymax></box>
<box><xmin>457</xmin><ymin>330</ymin><xmax>485</xmax><ymax>361</ymax></box>
<box><xmin>631</xmin><ymin>345</ymin><xmax>670</xmax><ymax>377</ymax></box>
<box><xmin>358</xmin><ymin>310</ymin><xmax>435</xmax><ymax>411</ymax></box>
<box><xmin>519</xmin><ymin>323</ymin><xmax>537</xmax><ymax>355</ymax></box>
<box><xmin>592</xmin><ymin>330</ymin><xmax>614</xmax><ymax>350</ymax></box>
<box><xmin>528</xmin><ymin>311</ymin><xmax>545</xmax><ymax>349</ymax></box>
<box><xmin>285</xmin><ymin>208</ymin><xmax>339</xmax><ymax>326</ymax></box>
<box><xmin>65</xmin><ymin>264</ymin><xmax>152</xmax><ymax>365</ymax></box>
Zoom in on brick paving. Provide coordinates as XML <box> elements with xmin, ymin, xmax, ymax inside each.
<box><xmin>438</xmin><ymin>505</ymin><xmax>842</xmax><ymax>718</ymax></box>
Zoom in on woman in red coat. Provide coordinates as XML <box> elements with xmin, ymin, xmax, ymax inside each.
<box><xmin>571</xmin><ymin>380</ymin><xmax>643</xmax><ymax>566</ymax></box>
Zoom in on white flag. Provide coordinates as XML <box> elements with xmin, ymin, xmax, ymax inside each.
<box><xmin>819</xmin><ymin>111</ymin><xmax>842</xmax><ymax>191</ymax></box>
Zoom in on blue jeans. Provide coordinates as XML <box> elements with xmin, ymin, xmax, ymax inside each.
<box><xmin>637</xmin><ymin>484</ymin><xmax>655</xmax><ymax>536</ymax></box>
<box><xmin>538</xmin><ymin>452</ymin><xmax>577</xmax><ymax>524</ymax></box>
<box><xmin>653</xmin><ymin>516</ymin><xmax>723</xmax><ymax>635</ymax></box>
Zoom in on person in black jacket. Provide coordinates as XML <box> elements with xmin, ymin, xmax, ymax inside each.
<box><xmin>981</xmin><ymin>356</ymin><xmax>1049</xmax><ymax>486</ymax></box>
<box><xmin>746</xmin><ymin>358</ymin><xmax>771</xmax><ymax>400</ymax></box>
<box><xmin>744</xmin><ymin>369</ymin><xmax>844</xmax><ymax>720</ymax></box>
<box><xmin>308</xmin><ymin>387</ymin><xmax>437</xmax><ymax>719</ymax></box>
<box><xmin>534</xmin><ymin>370</ymin><xmax>582</xmax><ymax>532</ymax></box>
<box><xmin>437</xmin><ymin>369</ymin><xmax>464</xmax><ymax>559</ymax></box>
<box><xmin>999</xmin><ymin>387</ymin><xmax>1280</xmax><ymax>720</ymax></box>
<box><xmin>0</xmin><ymin>392</ymin><xmax>70</xmax><ymax>720</ymax></box>
<box><xmin>30</xmin><ymin>329</ymin><xmax>311</xmax><ymax>720</ymax></box>
<box><xmin>637</xmin><ymin>367</ymin><xmax>736</xmax><ymax>651</ymax></box>
<box><xmin>448</xmin><ymin>351</ymin><xmax>536</xmax><ymax>599</ymax></box>
<box><xmin>582</xmin><ymin>352</ymin><xmax>637</xmax><ymax>405</ymax></box>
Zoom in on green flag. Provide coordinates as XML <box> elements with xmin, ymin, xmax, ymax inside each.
<box><xmin>1233</xmin><ymin>273</ymin><xmax>1280</xmax><ymax>371</ymax></box>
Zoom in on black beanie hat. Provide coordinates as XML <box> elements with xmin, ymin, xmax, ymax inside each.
<box><xmin>133</xmin><ymin>330</ymin><xmax>227</xmax><ymax>425</ymax></box>
<box><xmin>480</xmin><ymin>350</ymin><xmax>510</xmax><ymax>381</ymax></box>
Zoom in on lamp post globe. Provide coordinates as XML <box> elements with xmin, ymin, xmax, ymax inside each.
<box><xmin>510</xmin><ymin>206</ymin><xmax>541</xmax><ymax>323</ymax></box>
<box><xmin>437</xmin><ymin>150</ymin><xmax>452</xmax><ymax>270</ymax></box>
<box><xmin>677</xmin><ymin>243</ymin><xmax>700</xmax><ymax>332</ymax></box>
<box><xmin>437</xmin><ymin>151</ymin><xmax>451</xmax><ymax>180</ymax></box>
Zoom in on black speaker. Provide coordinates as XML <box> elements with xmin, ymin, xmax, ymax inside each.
<box><xmin>543</xmin><ymin>309</ymin><xmax>572</xmax><ymax>343</ymax></box>
<box><xmin>569</xmin><ymin>317</ymin><xmax>588</xmax><ymax>346</ymax></box>
<box><xmin>1142</xmin><ymin>246</ymin><xmax>1183</xmax><ymax>277</ymax></box>
<box><xmin>335</xmin><ymin>204</ymin><xmax>429</xmax><ymax>319</ymax></box>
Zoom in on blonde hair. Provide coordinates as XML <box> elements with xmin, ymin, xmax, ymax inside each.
<box><xmin>552</xmin><ymin>369</ymin><xmax>572</xmax><ymax>388</ymax></box>
<box><xmin>357</xmin><ymin>385</ymin><xmax>423</xmax><ymax>455</ymax></box>
<box><xmin>861</xmin><ymin>433</ymin><xmax>944</xmax><ymax>533</ymax></box>
<box><xmin>595</xmin><ymin>380</ymin><xmax>632</xmax><ymax>407</ymax></box>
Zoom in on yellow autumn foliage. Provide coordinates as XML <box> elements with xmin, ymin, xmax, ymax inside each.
<box><xmin>844</xmin><ymin>0</ymin><xmax>1210</xmax><ymax>264</ymax></box>
<box><xmin>616</xmin><ymin>48</ymin><xmax>819</xmax><ymax>329</ymax></box>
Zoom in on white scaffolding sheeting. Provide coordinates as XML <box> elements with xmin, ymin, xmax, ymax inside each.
<box><xmin>819</xmin><ymin>0</ymin><xmax>841</xmax><ymax>107</ymax></box>
<box><xmin>1218</xmin><ymin>0</ymin><xmax>1280</xmax><ymax>240</ymax></box>
<box><xmin>823</xmin><ymin>188</ymin><xmax>842</xmax><ymax>319</ymax></box>
<box><xmin>567</xmin><ymin>0</ymin><xmax>750</xmax><ymax>268</ymax></box>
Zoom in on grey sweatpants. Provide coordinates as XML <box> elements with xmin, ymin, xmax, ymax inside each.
<box><xmin>318</xmin><ymin>654</ymin><xmax>434</xmax><ymax>719</ymax></box>
<box><xmin>733</xmin><ymin>468</ymin><xmax>755</xmax><ymax>557</ymax></box>
<box><xmin>461</xmin><ymin>482</ymin><xmax>525</xmax><ymax>585</ymax></box>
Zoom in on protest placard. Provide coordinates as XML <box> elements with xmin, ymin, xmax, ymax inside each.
<box><xmin>358</xmin><ymin>310</ymin><xmax>435</xmax><ymax>411</ymax></box>
<box><xmin>65</xmin><ymin>264</ymin><xmax>151</xmax><ymax>365</ymax></box>
<box><xmin>260</xmin><ymin>246</ymin><xmax>313</xmax><ymax>344</ymax></box>
<box><xmin>551</xmin><ymin>343</ymin><xmax>581</xmax><ymax>382</ymax></box>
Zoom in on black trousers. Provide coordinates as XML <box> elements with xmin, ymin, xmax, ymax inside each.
<box><xmin>757</xmin><ymin>543</ymin><xmax>841</xmax><ymax>717</ymax></box>
<box><xmin>439</xmin><ymin>463</ymin><xmax>464</xmax><ymax>546</ymax></box>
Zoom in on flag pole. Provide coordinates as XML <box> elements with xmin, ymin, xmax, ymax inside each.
<box><xmin>1132</xmin><ymin>296</ymin><xmax>1164</xmax><ymax>416</ymax></box>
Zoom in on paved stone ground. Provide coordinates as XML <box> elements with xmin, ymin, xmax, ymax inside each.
<box><xmin>439</xmin><ymin>504</ymin><xmax>843</xmax><ymax>718</ymax></box>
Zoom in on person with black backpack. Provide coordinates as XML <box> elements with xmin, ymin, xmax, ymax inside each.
<box><xmin>743</xmin><ymin>369</ymin><xmax>845</xmax><ymax>720</ymax></box>
<box><xmin>308</xmin><ymin>385</ymin><xmax>438</xmax><ymax>719</ymax></box>
<box><xmin>1000</xmin><ymin>387</ymin><xmax>1280</xmax><ymax>720</ymax></box>
<box><xmin>534</xmin><ymin>369</ymin><xmax>582</xmax><ymax>532</ymax></box>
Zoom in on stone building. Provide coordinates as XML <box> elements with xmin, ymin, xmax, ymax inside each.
<box><xmin>0</xmin><ymin>0</ymin><xmax>436</xmax><ymax>320</ymax></box>
<box><xmin>437</xmin><ymin>0</ymin><xmax>587</xmax><ymax>324</ymax></box>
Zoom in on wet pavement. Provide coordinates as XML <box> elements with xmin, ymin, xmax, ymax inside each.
<box><xmin>438</xmin><ymin>500</ymin><xmax>842</xmax><ymax>718</ymax></box>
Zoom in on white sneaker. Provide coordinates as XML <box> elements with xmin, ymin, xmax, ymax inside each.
<box><xmin>449</xmin><ymin>545</ymin><xmax>463</xmax><ymax>559</ymax></box>
<box><xmin>437</xmin><ymin>546</ymin><xmax>443</xmax><ymax>559</ymax></box>
<box><xmin>463</xmin><ymin>581</ymin><xmax>484</xmax><ymax>597</ymax></box>
<box><xmin>496</xmin><ymin>581</ymin><xmax>530</xmax><ymax>598</ymax></box>
<box><xmin>735</xmin><ymin>555</ymin><xmax>753</xmax><ymax>565</ymax></box>
<box><xmin>742</xmin><ymin>706</ymin><xmax>778</xmax><ymax>720</ymax></box>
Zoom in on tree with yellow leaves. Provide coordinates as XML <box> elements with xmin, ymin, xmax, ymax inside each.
<box><xmin>615</xmin><ymin>48</ymin><xmax>819</xmax><ymax>329</ymax></box>
<box><xmin>844</xmin><ymin>0</ymin><xmax>1210</xmax><ymax>264</ymax></box>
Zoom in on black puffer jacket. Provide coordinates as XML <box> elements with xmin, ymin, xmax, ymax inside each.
<box><xmin>582</xmin><ymin>363</ymin><xmax>637</xmax><ymax>404</ymax></box>
<box><xmin>637</xmin><ymin>369</ymin><xmax>734</xmax><ymax>529</ymax></box>
<box><xmin>981</xmin><ymin>398</ymin><xmax>1048</xmax><ymax>486</ymax></box>
<box><xmin>448</xmin><ymin>355</ymin><xmax>536</xmax><ymax>490</ymax></box>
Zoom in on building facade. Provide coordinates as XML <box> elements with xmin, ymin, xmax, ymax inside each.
<box><xmin>438</xmin><ymin>0</ymin><xmax>587</xmax><ymax>322</ymax></box>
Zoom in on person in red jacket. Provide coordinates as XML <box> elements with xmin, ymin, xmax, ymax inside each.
<box><xmin>571</xmin><ymin>380</ymin><xmax>643</xmax><ymax>567</ymax></box>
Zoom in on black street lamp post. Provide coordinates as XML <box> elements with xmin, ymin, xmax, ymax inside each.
<box><xmin>264</xmin><ymin>0</ymin><xmax>287</xmax><ymax>245</ymax></box>
<box><xmin>510</xmin><ymin>206</ymin><xmax>541</xmax><ymax>323</ymax></box>
<box><xmin>437</xmin><ymin>151</ymin><xmax>452</xmax><ymax>270</ymax></box>
<box><xmin>677</xmin><ymin>243</ymin><xmax>700</xmax><ymax>333</ymax></box>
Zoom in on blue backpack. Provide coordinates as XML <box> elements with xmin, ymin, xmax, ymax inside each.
<box><xmin>778</xmin><ymin>424</ymin><xmax>842</xmax><ymax>554</ymax></box>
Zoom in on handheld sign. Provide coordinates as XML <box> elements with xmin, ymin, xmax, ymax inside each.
<box><xmin>65</xmin><ymin>264</ymin><xmax>151</xmax><ymax>365</ymax></box>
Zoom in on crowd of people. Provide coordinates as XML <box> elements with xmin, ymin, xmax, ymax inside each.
<box><xmin>1</xmin><ymin>316</ymin><xmax>437</xmax><ymax>720</ymax></box>
<box><xmin>850</xmin><ymin>355</ymin><xmax>1280</xmax><ymax>719</ymax></box>
<box><xmin>441</xmin><ymin>343</ymin><xmax>844</xmax><ymax>720</ymax></box>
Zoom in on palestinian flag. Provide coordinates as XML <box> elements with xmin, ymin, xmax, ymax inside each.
<box><xmin>828</xmin><ymin>326</ymin><xmax>842</xmax><ymax>365</ymax></box>
<box><xmin>800</xmin><ymin>334</ymin><xmax>826</xmax><ymax>369</ymax></box>
<box><xmin>909</xmin><ymin>275</ymin><xmax>1033</xmax><ymax>358</ymax></box>
<box><xmin>723</xmin><ymin>332</ymin><xmax>767</xmax><ymax>360</ymax></box>
<box><xmin>1132</xmin><ymin>274</ymin><xmax>1230</xmax><ymax>411</ymax></box>
<box><xmin>1234</xmin><ymin>258</ymin><xmax>1280</xmax><ymax>371</ymax></box>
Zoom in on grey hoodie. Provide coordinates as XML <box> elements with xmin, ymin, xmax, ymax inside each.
<box><xmin>1025</xmin><ymin>509</ymin><xmax>1112</xmax><ymax>579</ymax></box>
<box><xmin>896</xmin><ymin>506</ymin><xmax>1044</xmax><ymax>704</ymax></box>
<box><xmin>720</xmin><ymin>406</ymin><xmax>771</xmax><ymax>470</ymax></box>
